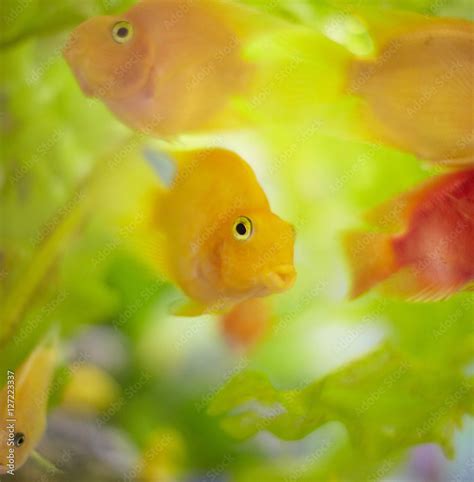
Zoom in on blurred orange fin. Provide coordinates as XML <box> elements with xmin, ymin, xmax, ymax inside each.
<box><xmin>220</xmin><ymin>298</ymin><xmax>271</xmax><ymax>349</ymax></box>
<box><xmin>343</xmin><ymin>231</ymin><xmax>399</xmax><ymax>299</ymax></box>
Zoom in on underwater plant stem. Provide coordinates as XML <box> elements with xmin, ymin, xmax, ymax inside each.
<box><xmin>0</xmin><ymin>134</ymin><xmax>144</xmax><ymax>348</ymax></box>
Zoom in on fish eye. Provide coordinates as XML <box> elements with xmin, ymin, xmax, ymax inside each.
<box><xmin>112</xmin><ymin>21</ymin><xmax>134</xmax><ymax>44</ymax></box>
<box><xmin>14</xmin><ymin>432</ymin><xmax>26</xmax><ymax>447</ymax></box>
<box><xmin>233</xmin><ymin>216</ymin><xmax>253</xmax><ymax>241</ymax></box>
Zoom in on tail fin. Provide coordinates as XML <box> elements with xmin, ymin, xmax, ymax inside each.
<box><xmin>342</xmin><ymin>231</ymin><xmax>399</xmax><ymax>299</ymax></box>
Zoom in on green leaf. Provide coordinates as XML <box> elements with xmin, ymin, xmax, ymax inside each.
<box><xmin>210</xmin><ymin>345</ymin><xmax>473</xmax><ymax>459</ymax></box>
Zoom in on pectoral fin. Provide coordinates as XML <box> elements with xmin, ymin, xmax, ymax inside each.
<box><xmin>170</xmin><ymin>297</ymin><xmax>232</xmax><ymax>317</ymax></box>
<box><xmin>170</xmin><ymin>299</ymin><xmax>210</xmax><ymax>317</ymax></box>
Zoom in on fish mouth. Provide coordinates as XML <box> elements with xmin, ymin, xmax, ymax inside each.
<box><xmin>262</xmin><ymin>265</ymin><xmax>296</xmax><ymax>293</ymax></box>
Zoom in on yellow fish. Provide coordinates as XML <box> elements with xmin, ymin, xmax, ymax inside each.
<box><xmin>347</xmin><ymin>10</ymin><xmax>474</xmax><ymax>165</ymax></box>
<box><xmin>0</xmin><ymin>335</ymin><xmax>58</xmax><ymax>474</ymax></box>
<box><xmin>63</xmin><ymin>0</ymin><xmax>270</xmax><ymax>137</ymax></box>
<box><xmin>142</xmin><ymin>148</ymin><xmax>296</xmax><ymax>315</ymax></box>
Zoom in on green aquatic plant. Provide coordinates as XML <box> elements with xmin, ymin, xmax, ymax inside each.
<box><xmin>1</xmin><ymin>0</ymin><xmax>473</xmax><ymax>480</ymax></box>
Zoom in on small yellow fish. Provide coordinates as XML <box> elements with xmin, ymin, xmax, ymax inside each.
<box><xmin>143</xmin><ymin>148</ymin><xmax>296</xmax><ymax>315</ymax></box>
<box><xmin>63</xmin><ymin>0</ymin><xmax>270</xmax><ymax>137</ymax></box>
<box><xmin>348</xmin><ymin>11</ymin><xmax>474</xmax><ymax>164</ymax></box>
<box><xmin>0</xmin><ymin>335</ymin><xmax>58</xmax><ymax>474</ymax></box>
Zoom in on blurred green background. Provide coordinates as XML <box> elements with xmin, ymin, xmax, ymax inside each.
<box><xmin>1</xmin><ymin>0</ymin><xmax>473</xmax><ymax>481</ymax></box>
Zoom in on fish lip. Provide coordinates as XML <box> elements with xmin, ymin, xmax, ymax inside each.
<box><xmin>262</xmin><ymin>265</ymin><xmax>296</xmax><ymax>293</ymax></box>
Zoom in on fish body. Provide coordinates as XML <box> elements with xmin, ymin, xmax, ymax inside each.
<box><xmin>348</xmin><ymin>12</ymin><xmax>474</xmax><ymax>164</ymax></box>
<box><xmin>146</xmin><ymin>148</ymin><xmax>296</xmax><ymax>314</ymax></box>
<box><xmin>64</xmin><ymin>0</ymin><xmax>269</xmax><ymax>137</ymax></box>
<box><xmin>344</xmin><ymin>169</ymin><xmax>474</xmax><ymax>300</ymax></box>
<box><xmin>0</xmin><ymin>336</ymin><xmax>58</xmax><ymax>473</ymax></box>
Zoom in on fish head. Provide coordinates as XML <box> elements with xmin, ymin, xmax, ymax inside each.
<box><xmin>217</xmin><ymin>210</ymin><xmax>296</xmax><ymax>298</ymax></box>
<box><xmin>0</xmin><ymin>421</ymin><xmax>45</xmax><ymax>474</ymax></box>
<box><xmin>63</xmin><ymin>13</ymin><xmax>155</xmax><ymax>101</ymax></box>
<box><xmin>0</xmin><ymin>338</ymin><xmax>57</xmax><ymax>474</ymax></box>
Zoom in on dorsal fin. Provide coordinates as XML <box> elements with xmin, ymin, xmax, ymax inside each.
<box><xmin>352</xmin><ymin>9</ymin><xmax>473</xmax><ymax>56</ymax></box>
<box><xmin>365</xmin><ymin>172</ymin><xmax>466</xmax><ymax>232</ymax></box>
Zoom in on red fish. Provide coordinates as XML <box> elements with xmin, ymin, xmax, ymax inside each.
<box><xmin>343</xmin><ymin>169</ymin><xmax>474</xmax><ymax>301</ymax></box>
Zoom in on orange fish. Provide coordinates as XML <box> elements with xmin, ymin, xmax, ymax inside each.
<box><xmin>343</xmin><ymin>168</ymin><xmax>474</xmax><ymax>301</ymax></box>
<box><xmin>63</xmin><ymin>0</ymin><xmax>272</xmax><ymax>137</ymax></box>
<box><xmin>141</xmin><ymin>148</ymin><xmax>296</xmax><ymax>315</ymax></box>
<box><xmin>348</xmin><ymin>11</ymin><xmax>474</xmax><ymax>165</ymax></box>
<box><xmin>63</xmin><ymin>0</ymin><xmax>355</xmax><ymax>139</ymax></box>
<box><xmin>220</xmin><ymin>298</ymin><xmax>271</xmax><ymax>349</ymax></box>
